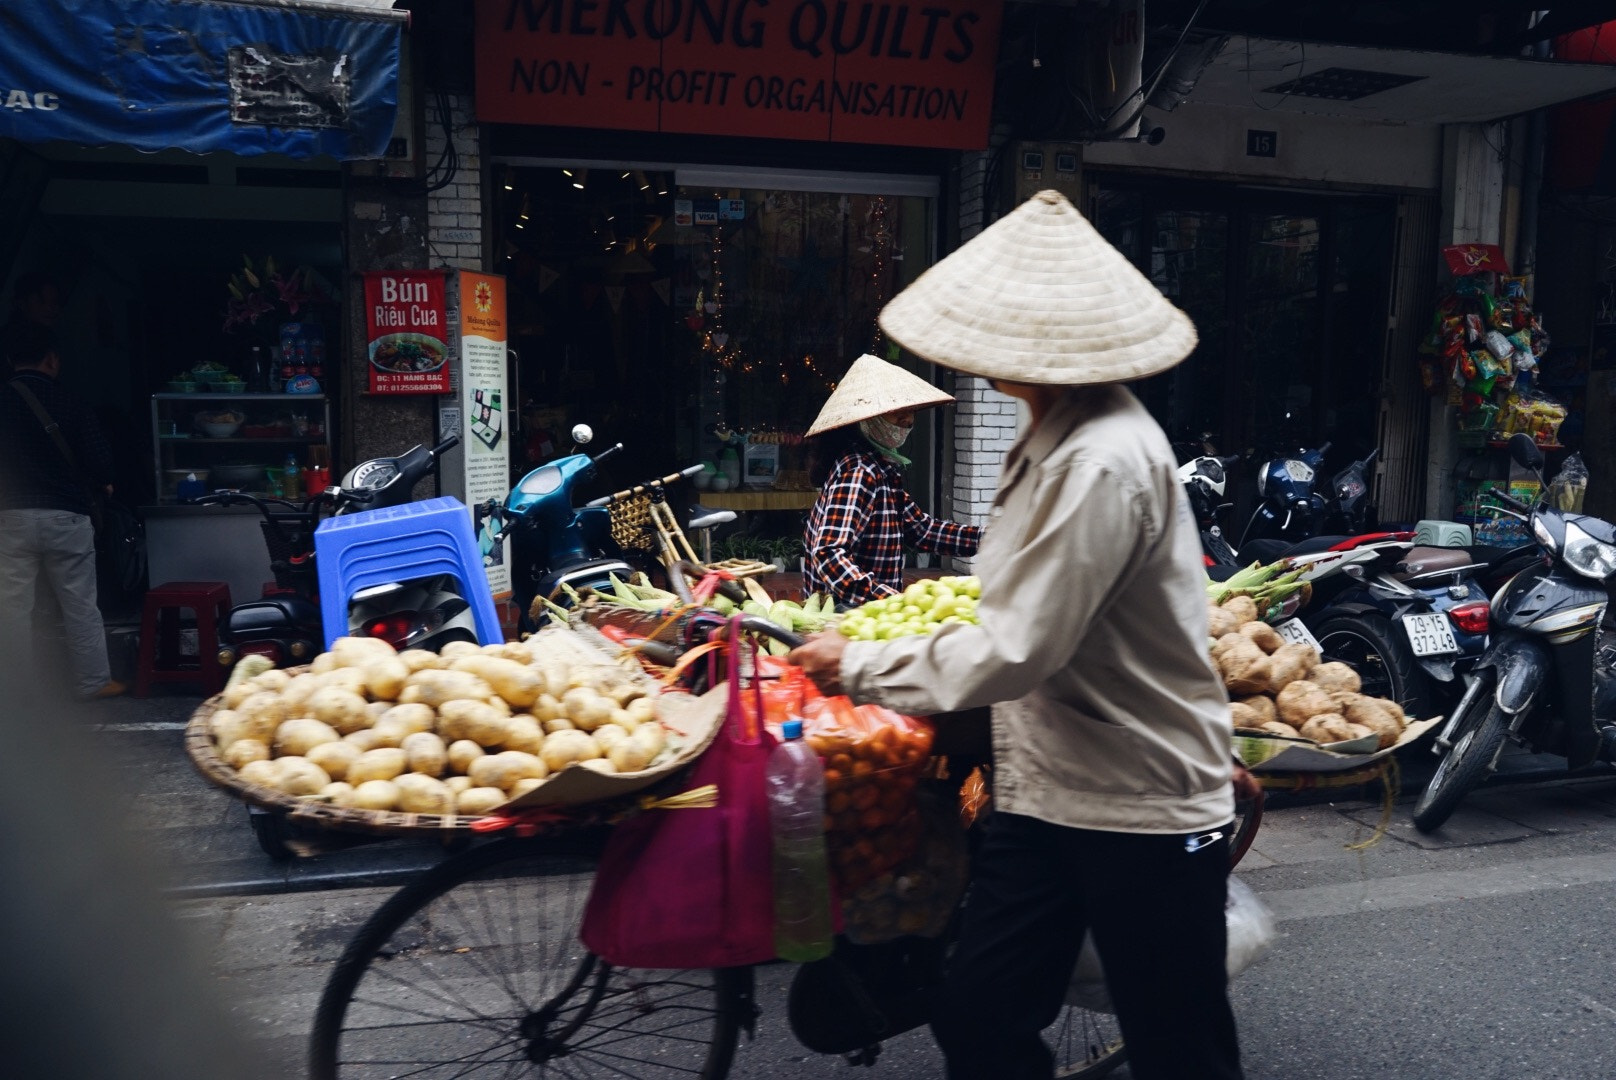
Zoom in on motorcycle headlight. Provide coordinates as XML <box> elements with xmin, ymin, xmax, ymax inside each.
<box><xmin>1564</xmin><ymin>520</ymin><xmax>1616</xmax><ymax>580</ymax></box>
<box><xmin>1531</xmin><ymin>514</ymin><xmax>1557</xmax><ymax>555</ymax></box>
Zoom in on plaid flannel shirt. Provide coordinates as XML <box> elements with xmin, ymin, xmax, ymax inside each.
<box><xmin>803</xmin><ymin>450</ymin><xmax>981</xmax><ymax>606</ymax></box>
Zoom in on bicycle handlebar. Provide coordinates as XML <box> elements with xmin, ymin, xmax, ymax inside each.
<box><xmin>1487</xmin><ymin>488</ymin><xmax>1531</xmax><ymax>513</ymax></box>
<box><xmin>584</xmin><ymin>465</ymin><xmax>703</xmax><ymax>509</ymax></box>
<box><xmin>432</xmin><ymin>436</ymin><xmax>459</xmax><ymax>456</ymax></box>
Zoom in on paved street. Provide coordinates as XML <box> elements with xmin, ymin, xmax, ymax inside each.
<box><xmin>78</xmin><ymin>692</ymin><xmax>1616</xmax><ymax>1077</ymax></box>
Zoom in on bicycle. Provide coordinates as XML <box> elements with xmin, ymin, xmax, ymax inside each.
<box><xmin>309</xmin><ymin>613</ymin><xmax>1263</xmax><ymax>1079</ymax></box>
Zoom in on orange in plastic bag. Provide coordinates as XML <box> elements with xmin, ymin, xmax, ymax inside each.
<box><xmin>799</xmin><ymin>694</ymin><xmax>935</xmax><ymax>891</ymax></box>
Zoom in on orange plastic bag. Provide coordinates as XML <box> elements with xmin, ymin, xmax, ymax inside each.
<box><xmin>799</xmin><ymin>694</ymin><xmax>934</xmax><ymax>891</ymax></box>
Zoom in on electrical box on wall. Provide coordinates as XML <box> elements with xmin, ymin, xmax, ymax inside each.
<box><xmin>1011</xmin><ymin>141</ymin><xmax>1082</xmax><ymax>207</ymax></box>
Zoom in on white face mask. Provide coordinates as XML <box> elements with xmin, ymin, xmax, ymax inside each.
<box><xmin>860</xmin><ymin>416</ymin><xmax>912</xmax><ymax>450</ymax></box>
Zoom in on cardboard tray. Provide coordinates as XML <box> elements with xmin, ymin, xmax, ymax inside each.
<box><xmin>1234</xmin><ymin>716</ymin><xmax>1442</xmax><ymax>774</ymax></box>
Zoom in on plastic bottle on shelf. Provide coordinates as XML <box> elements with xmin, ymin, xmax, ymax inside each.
<box><xmin>281</xmin><ymin>453</ymin><xmax>301</xmax><ymax>500</ymax></box>
<box><xmin>766</xmin><ymin>718</ymin><xmax>833</xmax><ymax>962</ymax></box>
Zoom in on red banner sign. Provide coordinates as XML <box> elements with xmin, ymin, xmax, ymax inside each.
<box><xmin>474</xmin><ymin>0</ymin><xmax>1003</xmax><ymax>150</ymax></box>
<box><xmin>364</xmin><ymin>270</ymin><xmax>451</xmax><ymax>395</ymax></box>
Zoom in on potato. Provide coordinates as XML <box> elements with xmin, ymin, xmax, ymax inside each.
<box><xmin>211</xmin><ymin>708</ymin><xmax>249</xmax><ymax>751</ymax></box>
<box><xmin>443</xmin><ymin>775</ymin><xmax>475</xmax><ymax>796</ymax></box>
<box><xmin>1259</xmin><ymin>720</ymin><xmax>1302</xmax><ymax>738</ymax></box>
<box><xmin>365</xmin><ymin>701</ymin><xmax>392</xmax><ymax>723</ymax></box>
<box><xmin>1229</xmin><ymin>702</ymin><xmax>1263</xmax><ymax>730</ymax></box>
<box><xmin>532</xmin><ymin>693</ymin><xmax>563</xmax><ymax>723</ymax></box>
<box><xmin>560</xmin><ymin>687</ymin><xmax>614</xmax><ymax>731</ymax></box>
<box><xmin>1221</xmin><ymin>595</ymin><xmax>1259</xmax><ymax>624</ymax></box>
<box><xmin>484</xmin><ymin>641</ymin><xmax>533</xmax><ymax>662</ymax></box>
<box><xmin>1299</xmin><ymin>713</ymin><xmax>1356</xmax><ymax>744</ymax></box>
<box><xmin>446</xmin><ymin>739</ymin><xmax>486</xmax><ymax>775</ymax></box>
<box><xmin>608</xmin><ymin>740</ymin><xmax>653</xmax><ymax>774</ymax></box>
<box><xmin>1346</xmin><ymin>722</ymin><xmax>1376</xmax><ymax>742</ymax></box>
<box><xmin>237</xmin><ymin>759</ymin><xmax>280</xmax><ymax>788</ymax></box>
<box><xmin>376</xmin><ymin>703</ymin><xmax>433</xmax><ymax>735</ymax></box>
<box><xmin>436</xmin><ymin>699</ymin><xmax>512</xmax><ymax>747</ymax></box>
<box><xmin>469</xmin><ymin>750</ymin><xmax>549</xmax><ymax>790</ymax></box>
<box><xmin>321</xmin><ymin>668</ymin><xmax>370</xmax><ymax>698</ymax></box>
<box><xmin>580</xmin><ymin>758</ymin><xmax>617</xmax><ymax>774</ymax></box>
<box><xmin>631</xmin><ymin>722</ymin><xmax>667</xmax><ymax>759</ymax></box>
<box><xmin>311</xmin><ymin>651</ymin><xmax>340</xmax><ymax>675</ymax></box>
<box><xmin>223</xmin><ymin>738</ymin><xmax>271</xmax><ymax>769</ymax></box>
<box><xmin>281</xmin><ymin>673</ymin><xmax>324</xmax><ymax>711</ymax></box>
<box><xmin>344</xmin><ymin>728</ymin><xmax>388</xmax><ymax>753</ymax></box>
<box><xmin>1207</xmin><ymin>605</ymin><xmax>1241</xmax><ymax>639</ymax></box>
<box><xmin>1236</xmin><ymin>695</ymin><xmax>1277</xmax><ymax>726</ymax></box>
<box><xmin>221</xmin><ymin>679</ymin><xmax>259</xmax><ymax>710</ymax></box>
<box><xmin>484</xmin><ymin>694</ymin><xmax>512</xmax><ymax>719</ymax></box>
<box><xmin>449</xmin><ymin>654</ymin><xmax>544</xmax><ymax>707</ymax></box>
<box><xmin>321</xmin><ymin>781</ymin><xmax>356</xmax><ymax>807</ymax></box>
<box><xmin>600</xmin><ymin>680</ymin><xmax>645</xmax><ymax>708</ymax></box>
<box><xmin>623</xmin><ymin>696</ymin><xmax>657</xmax><ymax>730</ymax></box>
<box><xmin>1266</xmin><ymin>643</ymin><xmax>1319</xmax><ymax>695</ymax></box>
<box><xmin>402</xmin><ymin>731</ymin><xmax>449</xmax><ymax>777</ymax></box>
<box><xmin>1275</xmin><ymin>680</ymin><xmax>1335</xmax><ymax>727</ymax></box>
<box><xmin>1239</xmin><ymin>621</ymin><xmax>1285</xmax><ymax>654</ymax></box>
<box><xmin>509</xmin><ymin>777</ymin><xmax>547</xmax><ymax>798</ymax></box>
<box><xmin>402</xmin><ymin>669</ymin><xmax>495</xmax><ymax>709</ymax></box>
<box><xmin>306</xmin><ymin>739</ymin><xmax>361</xmax><ymax>782</ymax></box>
<box><xmin>274</xmin><ymin>717</ymin><xmax>342</xmax><ymax>757</ymax></box>
<box><xmin>249</xmin><ymin>668</ymin><xmax>292</xmax><ymax>695</ymax></box>
<box><xmin>350</xmin><ymin>779</ymin><xmax>400</xmax><ymax>811</ymax></box>
<box><xmin>501</xmin><ymin>714</ymin><xmax>546</xmax><ymax>755</ymax></box>
<box><xmin>543</xmin><ymin>717</ymin><xmax>576</xmax><ymax>734</ymax></box>
<box><xmin>236</xmin><ymin>691</ymin><xmax>290</xmax><ymax>742</ymax></box>
<box><xmin>540</xmin><ymin>729</ymin><xmax>601</xmax><ymax>772</ymax></box>
<box><xmin>331</xmin><ymin>635</ymin><xmax>396</xmax><ymax>661</ymax></box>
<box><xmin>397</xmin><ymin>649</ymin><xmax>445</xmax><ymax>672</ymax></box>
<box><xmin>347</xmin><ymin>747</ymin><xmax>408</xmax><ymax>785</ymax></box>
<box><xmin>1213</xmin><ymin>635</ymin><xmax>1271</xmax><ymax>696</ymax></box>
<box><xmin>367</xmin><ymin>717</ymin><xmax>417</xmax><ymax>749</ymax></box>
<box><xmin>438</xmin><ymin>640</ymin><xmax>482</xmax><ymax>659</ymax></box>
<box><xmin>1341</xmin><ymin>695</ymin><xmax>1404</xmax><ymax>749</ymax></box>
<box><xmin>455</xmin><ymin>787</ymin><xmax>510</xmax><ymax>816</ymax></box>
<box><xmin>394</xmin><ymin>773</ymin><xmax>455</xmax><ymax>815</ymax></box>
<box><xmin>273</xmin><ymin>756</ymin><xmax>331</xmax><ymax>796</ymax></box>
<box><xmin>1308</xmin><ymin>662</ymin><xmax>1362</xmax><ymax>695</ymax></box>
<box><xmin>304</xmin><ymin>687</ymin><xmax>366</xmax><ymax>734</ymax></box>
<box><xmin>362</xmin><ymin>657</ymin><xmax>411</xmax><ymax>702</ymax></box>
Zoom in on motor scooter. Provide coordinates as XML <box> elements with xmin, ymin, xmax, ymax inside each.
<box><xmin>1177</xmin><ymin>450</ymin><xmax>1242</xmax><ymax>570</ymax></box>
<box><xmin>191</xmin><ymin>436</ymin><xmax>474</xmax><ymax>668</ymax></box>
<box><xmin>1239</xmin><ymin>445</ymin><xmax>1379</xmax><ymax>558</ymax></box>
<box><xmin>1412</xmin><ymin>433</ymin><xmax>1616</xmax><ymax>832</ymax></box>
<box><xmin>502</xmin><ymin>424</ymin><xmax>736</xmax><ymax>632</ymax></box>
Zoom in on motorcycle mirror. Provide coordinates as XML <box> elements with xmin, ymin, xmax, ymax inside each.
<box><xmin>1508</xmin><ymin>432</ymin><xmax>1544</xmax><ymax>471</ymax></box>
<box><xmin>571</xmin><ymin>424</ymin><xmax>594</xmax><ymax>446</ymax></box>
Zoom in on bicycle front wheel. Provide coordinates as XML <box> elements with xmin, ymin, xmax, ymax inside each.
<box><xmin>309</xmin><ymin>835</ymin><xmax>744</xmax><ymax>1080</ymax></box>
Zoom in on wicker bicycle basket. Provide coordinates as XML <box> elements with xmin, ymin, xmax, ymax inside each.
<box><xmin>608</xmin><ymin>494</ymin><xmax>657</xmax><ymax>555</ymax></box>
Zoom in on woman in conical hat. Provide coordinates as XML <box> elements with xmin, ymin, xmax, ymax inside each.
<box><xmin>801</xmin><ymin>353</ymin><xmax>981</xmax><ymax>606</ymax></box>
<box><xmin>790</xmin><ymin>192</ymin><xmax>1252</xmax><ymax>1080</ymax></box>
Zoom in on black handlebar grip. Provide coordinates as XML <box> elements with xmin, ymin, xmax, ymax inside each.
<box><xmin>433</xmin><ymin>436</ymin><xmax>459</xmax><ymax>455</ymax></box>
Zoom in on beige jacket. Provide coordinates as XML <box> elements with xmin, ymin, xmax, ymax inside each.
<box><xmin>842</xmin><ymin>385</ymin><xmax>1233</xmax><ymax>834</ymax></box>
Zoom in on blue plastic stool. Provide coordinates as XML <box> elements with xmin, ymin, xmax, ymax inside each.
<box><xmin>313</xmin><ymin>496</ymin><xmax>502</xmax><ymax>649</ymax></box>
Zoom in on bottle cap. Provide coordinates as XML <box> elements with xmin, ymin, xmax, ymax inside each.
<box><xmin>781</xmin><ymin>719</ymin><xmax>803</xmax><ymax>740</ymax></box>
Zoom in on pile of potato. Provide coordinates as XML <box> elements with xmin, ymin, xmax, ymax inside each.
<box><xmin>1209</xmin><ymin>595</ymin><xmax>1409</xmax><ymax>750</ymax></box>
<box><xmin>207</xmin><ymin>634</ymin><xmax>675</xmax><ymax>817</ymax></box>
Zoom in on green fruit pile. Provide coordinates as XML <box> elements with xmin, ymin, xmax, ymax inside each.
<box><xmin>838</xmin><ymin>576</ymin><xmax>981</xmax><ymax>641</ymax></box>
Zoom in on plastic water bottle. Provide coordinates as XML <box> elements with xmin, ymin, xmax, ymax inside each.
<box><xmin>767</xmin><ymin>719</ymin><xmax>833</xmax><ymax>962</ymax></box>
<box><xmin>282</xmin><ymin>453</ymin><xmax>301</xmax><ymax>500</ymax></box>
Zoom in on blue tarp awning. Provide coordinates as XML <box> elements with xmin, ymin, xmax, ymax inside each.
<box><xmin>0</xmin><ymin>0</ymin><xmax>404</xmax><ymax>160</ymax></box>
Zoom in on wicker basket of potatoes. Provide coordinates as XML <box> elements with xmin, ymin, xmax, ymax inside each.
<box><xmin>1208</xmin><ymin>596</ymin><xmax>1409</xmax><ymax>754</ymax></box>
<box><xmin>185</xmin><ymin>629</ymin><xmax>724</xmax><ymax>836</ymax></box>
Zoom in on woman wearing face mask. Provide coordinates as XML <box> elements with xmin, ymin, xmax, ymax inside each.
<box><xmin>802</xmin><ymin>354</ymin><xmax>982</xmax><ymax>607</ymax></box>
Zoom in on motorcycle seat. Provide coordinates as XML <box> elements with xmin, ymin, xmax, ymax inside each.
<box><xmin>687</xmin><ymin>505</ymin><xmax>737</xmax><ymax>530</ymax></box>
<box><xmin>1396</xmin><ymin>547</ymin><xmax>1479</xmax><ymax>578</ymax></box>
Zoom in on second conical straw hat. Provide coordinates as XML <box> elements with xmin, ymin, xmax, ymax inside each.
<box><xmin>878</xmin><ymin>190</ymin><xmax>1197</xmax><ymax>385</ymax></box>
<box><xmin>807</xmin><ymin>354</ymin><xmax>955</xmax><ymax>436</ymax></box>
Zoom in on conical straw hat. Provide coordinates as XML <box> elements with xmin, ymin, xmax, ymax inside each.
<box><xmin>807</xmin><ymin>354</ymin><xmax>955</xmax><ymax>436</ymax></box>
<box><xmin>878</xmin><ymin>190</ymin><xmax>1197</xmax><ymax>385</ymax></box>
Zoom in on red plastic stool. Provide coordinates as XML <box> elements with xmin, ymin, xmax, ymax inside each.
<box><xmin>135</xmin><ymin>581</ymin><xmax>232</xmax><ymax>698</ymax></box>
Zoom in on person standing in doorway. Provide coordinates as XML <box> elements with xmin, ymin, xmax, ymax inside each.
<box><xmin>790</xmin><ymin>192</ymin><xmax>1250</xmax><ymax>1080</ymax></box>
<box><xmin>0</xmin><ymin>323</ymin><xmax>125</xmax><ymax>699</ymax></box>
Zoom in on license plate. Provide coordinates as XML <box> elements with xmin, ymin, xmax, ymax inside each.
<box><xmin>1402</xmin><ymin>612</ymin><xmax>1459</xmax><ymax>657</ymax></box>
<box><xmin>1274</xmin><ymin>619</ymin><xmax>1320</xmax><ymax>651</ymax></box>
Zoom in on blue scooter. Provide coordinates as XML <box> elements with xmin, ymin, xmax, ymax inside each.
<box><xmin>501</xmin><ymin>425</ymin><xmax>733</xmax><ymax>632</ymax></box>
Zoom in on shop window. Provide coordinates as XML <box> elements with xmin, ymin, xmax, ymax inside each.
<box><xmin>494</xmin><ymin>164</ymin><xmax>935</xmax><ymax>527</ymax></box>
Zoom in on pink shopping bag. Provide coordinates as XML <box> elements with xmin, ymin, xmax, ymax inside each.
<box><xmin>581</xmin><ymin>617</ymin><xmax>779</xmax><ymax>968</ymax></box>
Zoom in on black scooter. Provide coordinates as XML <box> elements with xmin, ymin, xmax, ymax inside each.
<box><xmin>1412</xmin><ymin>433</ymin><xmax>1616</xmax><ymax>832</ymax></box>
<box><xmin>192</xmin><ymin>436</ymin><xmax>468</xmax><ymax>669</ymax></box>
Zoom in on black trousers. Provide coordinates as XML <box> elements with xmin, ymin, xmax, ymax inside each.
<box><xmin>931</xmin><ymin>811</ymin><xmax>1244</xmax><ymax>1080</ymax></box>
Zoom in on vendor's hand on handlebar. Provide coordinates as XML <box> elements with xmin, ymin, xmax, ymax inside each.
<box><xmin>787</xmin><ymin>631</ymin><xmax>850</xmax><ymax>698</ymax></box>
<box><xmin>1232</xmin><ymin>762</ymin><xmax>1261</xmax><ymax>804</ymax></box>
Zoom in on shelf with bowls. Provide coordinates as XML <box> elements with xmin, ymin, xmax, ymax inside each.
<box><xmin>151</xmin><ymin>393</ymin><xmax>331</xmax><ymax>504</ymax></box>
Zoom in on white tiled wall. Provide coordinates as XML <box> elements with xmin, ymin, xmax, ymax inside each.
<box><xmin>424</xmin><ymin>93</ymin><xmax>483</xmax><ymax>270</ymax></box>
